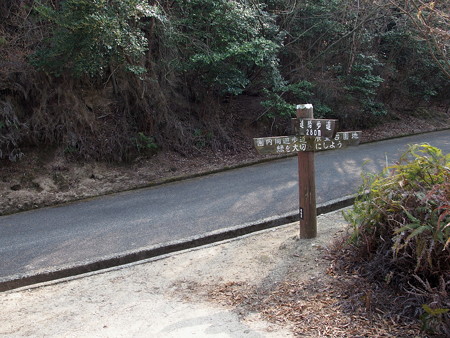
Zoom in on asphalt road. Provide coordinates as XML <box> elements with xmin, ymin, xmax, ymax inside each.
<box><xmin>0</xmin><ymin>130</ymin><xmax>449</xmax><ymax>289</ymax></box>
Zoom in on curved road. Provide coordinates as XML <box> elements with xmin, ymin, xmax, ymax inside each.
<box><xmin>0</xmin><ymin>130</ymin><xmax>449</xmax><ymax>289</ymax></box>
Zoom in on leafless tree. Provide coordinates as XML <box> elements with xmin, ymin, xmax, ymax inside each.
<box><xmin>389</xmin><ymin>0</ymin><xmax>450</xmax><ymax>78</ymax></box>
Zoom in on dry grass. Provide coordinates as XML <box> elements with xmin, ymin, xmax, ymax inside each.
<box><xmin>187</xmin><ymin>255</ymin><xmax>424</xmax><ymax>337</ymax></box>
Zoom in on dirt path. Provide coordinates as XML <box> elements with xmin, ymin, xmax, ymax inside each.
<box><xmin>0</xmin><ymin>209</ymin><xmax>420</xmax><ymax>337</ymax></box>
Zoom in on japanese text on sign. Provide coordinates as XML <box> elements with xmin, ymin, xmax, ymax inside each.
<box><xmin>293</xmin><ymin>118</ymin><xmax>338</xmax><ymax>139</ymax></box>
<box><xmin>253</xmin><ymin>131</ymin><xmax>361</xmax><ymax>155</ymax></box>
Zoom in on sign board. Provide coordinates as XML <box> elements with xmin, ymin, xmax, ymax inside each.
<box><xmin>253</xmin><ymin>131</ymin><xmax>361</xmax><ymax>155</ymax></box>
<box><xmin>253</xmin><ymin>103</ymin><xmax>362</xmax><ymax>239</ymax></box>
<box><xmin>292</xmin><ymin>118</ymin><xmax>338</xmax><ymax>139</ymax></box>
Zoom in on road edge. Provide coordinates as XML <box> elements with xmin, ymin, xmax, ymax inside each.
<box><xmin>0</xmin><ymin>195</ymin><xmax>356</xmax><ymax>292</ymax></box>
<box><xmin>1</xmin><ymin>128</ymin><xmax>448</xmax><ymax>217</ymax></box>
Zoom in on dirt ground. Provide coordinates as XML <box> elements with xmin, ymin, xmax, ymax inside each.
<box><xmin>1</xmin><ymin>110</ymin><xmax>449</xmax><ymax>216</ymax></box>
<box><xmin>0</xmin><ymin>209</ymin><xmax>422</xmax><ymax>337</ymax></box>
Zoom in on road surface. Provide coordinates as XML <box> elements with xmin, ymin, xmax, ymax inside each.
<box><xmin>0</xmin><ymin>130</ymin><xmax>448</xmax><ymax>290</ymax></box>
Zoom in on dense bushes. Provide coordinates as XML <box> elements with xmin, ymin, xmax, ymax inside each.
<box><xmin>31</xmin><ymin>0</ymin><xmax>159</xmax><ymax>78</ymax></box>
<box><xmin>0</xmin><ymin>0</ymin><xmax>448</xmax><ymax>161</ymax></box>
<box><xmin>273</xmin><ymin>0</ymin><xmax>449</xmax><ymax>126</ymax></box>
<box><xmin>167</xmin><ymin>0</ymin><xmax>284</xmax><ymax>96</ymax></box>
<box><xmin>343</xmin><ymin>144</ymin><xmax>449</xmax><ymax>335</ymax></box>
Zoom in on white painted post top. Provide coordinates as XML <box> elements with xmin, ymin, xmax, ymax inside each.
<box><xmin>296</xmin><ymin>104</ymin><xmax>313</xmax><ymax>109</ymax></box>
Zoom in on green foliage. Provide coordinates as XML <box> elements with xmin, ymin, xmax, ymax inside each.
<box><xmin>339</xmin><ymin>54</ymin><xmax>387</xmax><ymax>116</ymax></box>
<box><xmin>192</xmin><ymin>128</ymin><xmax>214</xmax><ymax>149</ymax></box>
<box><xmin>260</xmin><ymin>90</ymin><xmax>296</xmax><ymax>118</ymax></box>
<box><xmin>280</xmin><ymin>0</ymin><xmax>346</xmax><ymax>50</ymax></box>
<box><xmin>31</xmin><ymin>0</ymin><xmax>164</xmax><ymax>77</ymax></box>
<box><xmin>378</xmin><ymin>26</ymin><xmax>449</xmax><ymax>101</ymax></box>
<box><xmin>420</xmin><ymin>304</ymin><xmax>450</xmax><ymax>335</ymax></box>
<box><xmin>261</xmin><ymin>80</ymin><xmax>332</xmax><ymax>119</ymax></box>
<box><xmin>133</xmin><ymin>132</ymin><xmax>158</xmax><ymax>154</ymax></box>
<box><xmin>346</xmin><ymin>144</ymin><xmax>449</xmax><ymax>271</ymax></box>
<box><xmin>261</xmin><ymin>81</ymin><xmax>314</xmax><ymax>118</ymax></box>
<box><xmin>3</xmin><ymin>0</ymin><xmax>448</xmax><ymax>162</ymax></box>
<box><xmin>168</xmin><ymin>0</ymin><xmax>285</xmax><ymax>95</ymax></box>
<box><xmin>344</xmin><ymin>144</ymin><xmax>449</xmax><ymax>331</ymax></box>
<box><xmin>273</xmin><ymin>0</ymin><xmax>392</xmax><ymax>122</ymax></box>
<box><xmin>276</xmin><ymin>0</ymin><xmax>449</xmax><ymax>121</ymax></box>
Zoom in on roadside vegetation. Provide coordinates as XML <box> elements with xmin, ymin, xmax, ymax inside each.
<box><xmin>335</xmin><ymin>144</ymin><xmax>450</xmax><ymax>335</ymax></box>
<box><xmin>1</xmin><ymin>0</ymin><xmax>449</xmax><ymax>161</ymax></box>
<box><xmin>1</xmin><ymin>2</ymin><xmax>449</xmax><ymax>334</ymax></box>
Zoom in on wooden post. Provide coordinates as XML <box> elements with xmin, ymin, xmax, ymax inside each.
<box><xmin>253</xmin><ymin>104</ymin><xmax>361</xmax><ymax>239</ymax></box>
<box><xmin>297</xmin><ymin>104</ymin><xmax>317</xmax><ymax>239</ymax></box>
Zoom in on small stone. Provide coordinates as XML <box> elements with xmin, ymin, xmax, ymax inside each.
<box><xmin>90</xmin><ymin>173</ymin><xmax>104</xmax><ymax>180</ymax></box>
<box><xmin>10</xmin><ymin>184</ymin><xmax>21</xmax><ymax>191</ymax></box>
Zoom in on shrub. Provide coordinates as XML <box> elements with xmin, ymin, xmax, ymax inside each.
<box><xmin>340</xmin><ymin>54</ymin><xmax>387</xmax><ymax>116</ymax></box>
<box><xmin>133</xmin><ymin>132</ymin><xmax>158</xmax><ymax>155</ymax></box>
<box><xmin>261</xmin><ymin>81</ymin><xmax>314</xmax><ymax>118</ymax></box>
<box><xmin>167</xmin><ymin>0</ymin><xmax>284</xmax><ymax>96</ymax></box>
<box><xmin>31</xmin><ymin>0</ymin><xmax>163</xmax><ymax>78</ymax></box>
<box><xmin>344</xmin><ymin>144</ymin><xmax>449</xmax><ymax>334</ymax></box>
<box><xmin>378</xmin><ymin>26</ymin><xmax>449</xmax><ymax>104</ymax></box>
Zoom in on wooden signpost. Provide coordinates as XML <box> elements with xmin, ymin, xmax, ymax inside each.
<box><xmin>253</xmin><ymin>104</ymin><xmax>362</xmax><ymax>239</ymax></box>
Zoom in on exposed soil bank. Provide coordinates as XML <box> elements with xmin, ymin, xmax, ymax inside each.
<box><xmin>1</xmin><ymin>112</ymin><xmax>449</xmax><ymax>216</ymax></box>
